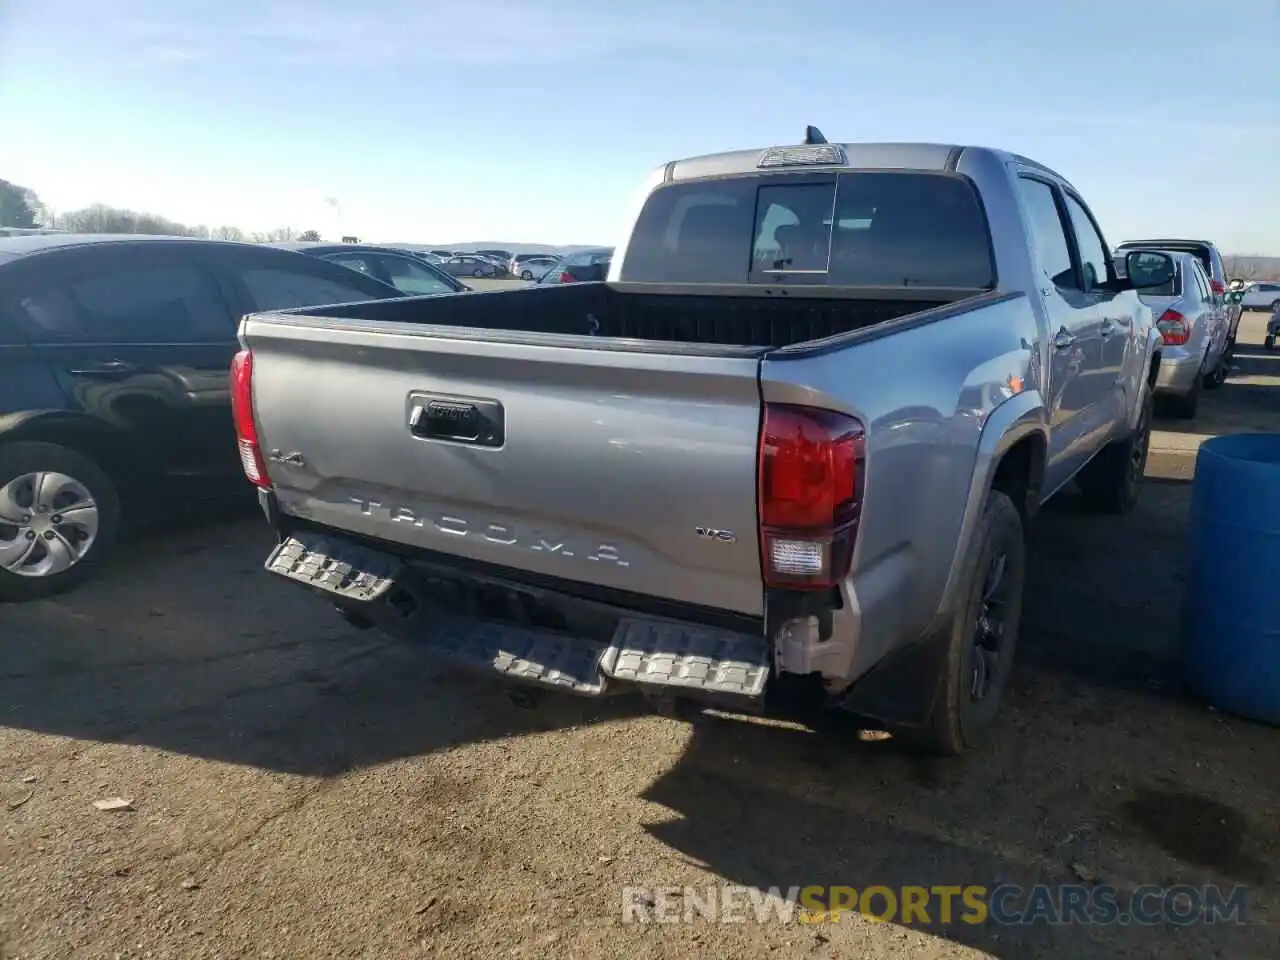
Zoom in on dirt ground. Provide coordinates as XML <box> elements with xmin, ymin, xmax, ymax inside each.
<box><xmin>2</xmin><ymin>314</ymin><xmax>1277</xmax><ymax>960</ymax></box>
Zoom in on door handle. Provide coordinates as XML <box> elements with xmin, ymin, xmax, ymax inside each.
<box><xmin>1053</xmin><ymin>327</ymin><xmax>1076</xmax><ymax>350</ymax></box>
<box><xmin>67</xmin><ymin>360</ymin><xmax>137</xmax><ymax>377</ymax></box>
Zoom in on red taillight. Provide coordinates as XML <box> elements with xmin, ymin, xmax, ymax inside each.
<box><xmin>230</xmin><ymin>349</ymin><xmax>271</xmax><ymax>490</ymax></box>
<box><xmin>558</xmin><ymin>271</ymin><xmax>575</xmax><ymax>283</ymax></box>
<box><xmin>757</xmin><ymin>404</ymin><xmax>865</xmax><ymax>590</ymax></box>
<box><xmin>1157</xmin><ymin>309</ymin><xmax>1190</xmax><ymax>346</ymax></box>
<box><xmin>1210</xmin><ymin>279</ymin><xmax>1225</xmax><ymax>295</ymax></box>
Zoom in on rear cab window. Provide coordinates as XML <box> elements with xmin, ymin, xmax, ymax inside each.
<box><xmin>619</xmin><ymin>171</ymin><xmax>995</xmax><ymax>288</ymax></box>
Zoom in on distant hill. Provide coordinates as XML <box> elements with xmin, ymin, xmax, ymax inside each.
<box><xmin>1223</xmin><ymin>255</ymin><xmax>1280</xmax><ymax>281</ymax></box>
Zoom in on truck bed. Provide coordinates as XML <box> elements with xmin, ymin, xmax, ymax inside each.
<box><xmin>241</xmin><ymin>282</ymin><xmax>991</xmax><ymax>623</ymax></box>
<box><xmin>282</xmin><ymin>281</ymin><xmax>965</xmax><ymax>348</ymax></box>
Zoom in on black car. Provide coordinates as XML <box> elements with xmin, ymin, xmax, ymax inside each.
<box><xmin>274</xmin><ymin>242</ymin><xmax>467</xmax><ymax>296</ymax></box>
<box><xmin>0</xmin><ymin>234</ymin><xmax>403</xmax><ymax>601</ymax></box>
<box><xmin>536</xmin><ymin>246</ymin><xmax>614</xmax><ymax>284</ymax></box>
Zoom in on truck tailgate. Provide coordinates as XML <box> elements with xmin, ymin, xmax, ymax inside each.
<box><xmin>242</xmin><ymin>317</ymin><xmax>767</xmax><ymax>617</ymax></box>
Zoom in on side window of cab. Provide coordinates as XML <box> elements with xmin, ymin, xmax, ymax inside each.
<box><xmin>1061</xmin><ymin>193</ymin><xmax>1112</xmax><ymax>294</ymax></box>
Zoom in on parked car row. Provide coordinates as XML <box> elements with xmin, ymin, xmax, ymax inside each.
<box><xmin>1234</xmin><ymin>279</ymin><xmax>1280</xmax><ymax>312</ymax></box>
<box><xmin>1111</xmin><ymin>238</ymin><xmax>1236</xmax><ymax>419</ymax></box>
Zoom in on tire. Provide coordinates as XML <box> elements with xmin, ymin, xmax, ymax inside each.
<box><xmin>1165</xmin><ymin>363</ymin><xmax>1203</xmax><ymax>419</ymax></box>
<box><xmin>472</xmin><ymin>268</ymin><xmax>485</xmax><ymax>278</ymax></box>
<box><xmin>911</xmin><ymin>490</ymin><xmax>1025</xmax><ymax>756</ymax></box>
<box><xmin>1077</xmin><ymin>386</ymin><xmax>1153</xmax><ymax>514</ymax></box>
<box><xmin>0</xmin><ymin>442</ymin><xmax>121</xmax><ymax>602</ymax></box>
<box><xmin>1204</xmin><ymin>354</ymin><xmax>1227</xmax><ymax>390</ymax></box>
<box><xmin>1266</xmin><ymin>335</ymin><xmax>1276</xmax><ymax>351</ymax></box>
<box><xmin>521</xmin><ymin>270</ymin><xmax>533</xmax><ymax>280</ymax></box>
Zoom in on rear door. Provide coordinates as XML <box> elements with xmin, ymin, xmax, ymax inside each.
<box><xmin>1189</xmin><ymin>261</ymin><xmax>1225</xmax><ymax>365</ymax></box>
<box><xmin>2</xmin><ymin>243</ymin><xmax>242</xmax><ymax>486</ymax></box>
<box><xmin>0</xmin><ymin>290</ymin><xmax>64</xmax><ymax>418</ymax></box>
<box><xmin>1061</xmin><ymin>189</ymin><xmax>1132</xmax><ymax>426</ymax></box>
<box><xmin>1015</xmin><ymin>177</ymin><xmax>1106</xmax><ymax>491</ymax></box>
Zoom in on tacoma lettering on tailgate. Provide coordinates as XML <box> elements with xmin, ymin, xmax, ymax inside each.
<box><xmin>348</xmin><ymin>497</ymin><xmax>631</xmax><ymax>567</ymax></box>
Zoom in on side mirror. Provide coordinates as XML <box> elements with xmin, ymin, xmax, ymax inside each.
<box><xmin>1227</xmin><ymin>291</ymin><xmax>1244</xmax><ymax>304</ymax></box>
<box><xmin>1124</xmin><ymin>250</ymin><xmax>1175</xmax><ymax>290</ymax></box>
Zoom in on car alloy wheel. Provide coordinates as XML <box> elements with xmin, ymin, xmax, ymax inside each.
<box><xmin>0</xmin><ymin>471</ymin><xmax>100</xmax><ymax>578</ymax></box>
<box><xmin>968</xmin><ymin>552</ymin><xmax>1010</xmax><ymax>703</ymax></box>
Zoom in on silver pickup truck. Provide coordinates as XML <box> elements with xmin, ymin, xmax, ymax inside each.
<box><xmin>234</xmin><ymin>134</ymin><xmax>1176</xmax><ymax>754</ymax></box>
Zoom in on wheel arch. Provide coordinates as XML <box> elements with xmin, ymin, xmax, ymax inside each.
<box><xmin>0</xmin><ymin>411</ymin><xmax>153</xmax><ymax>511</ymax></box>
<box><xmin>932</xmin><ymin>390</ymin><xmax>1047</xmax><ymax>627</ymax></box>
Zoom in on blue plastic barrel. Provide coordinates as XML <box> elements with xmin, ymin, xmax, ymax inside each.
<box><xmin>1182</xmin><ymin>433</ymin><xmax>1280</xmax><ymax>725</ymax></box>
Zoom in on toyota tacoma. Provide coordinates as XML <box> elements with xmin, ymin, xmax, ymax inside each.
<box><xmin>231</xmin><ymin>132</ymin><xmax>1174</xmax><ymax>753</ymax></box>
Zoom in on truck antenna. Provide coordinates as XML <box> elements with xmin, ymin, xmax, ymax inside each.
<box><xmin>804</xmin><ymin>125</ymin><xmax>827</xmax><ymax>145</ymax></box>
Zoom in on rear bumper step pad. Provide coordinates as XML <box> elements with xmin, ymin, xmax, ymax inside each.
<box><xmin>265</xmin><ymin>533</ymin><xmax>770</xmax><ymax>700</ymax></box>
<box><xmin>417</xmin><ymin>612</ymin><xmax>609</xmax><ymax>695</ymax></box>
<box><xmin>603</xmin><ymin>618</ymin><xmax>770</xmax><ymax>699</ymax></box>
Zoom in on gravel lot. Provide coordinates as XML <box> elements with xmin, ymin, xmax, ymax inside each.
<box><xmin>2</xmin><ymin>313</ymin><xmax>1277</xmax><ymax>960</ymax></box>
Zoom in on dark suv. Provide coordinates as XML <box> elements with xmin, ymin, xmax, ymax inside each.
<box><xmin>0</xmin><ymin>234</ymin><xmax>402</xmax><ymax>601</ymax></box>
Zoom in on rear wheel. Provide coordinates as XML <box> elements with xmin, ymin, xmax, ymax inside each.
<box><xmin>912</xmin><ymin>490</ymin><xmax>1025</xmax><ymax>756</ymax></box>
<box><xmin>1165</xmin><ymin>362</ymin><xmax>1203</xmax><ymax>419</ymax></box>
<box><xmin>1077</xmin><ymin>386</ymin><xmax>1152</xmax><ymax>514</ymax></box>
<box><xmin>472</xmin><ymin>268</ymin><xmax>485</xmax><ymax>278</ymax></box>
<box><xmin>521</xmin><ymin>270</ymin><xmax>534</xmax><ymax>280</ymax></box>
<box><xmin>1266</xmin><ymin>335</ymin><xmax>1276</xmax><ymax>351</ymax></box>
<box><xmin>1204</xmin><ymin>353</ymin><xmax>1227</xmax><ymax>389</ymax></box>
<box><xmin>0</xmin><ymin>442</ymin><xmax>121</xmax><ymax>602</ymax></box>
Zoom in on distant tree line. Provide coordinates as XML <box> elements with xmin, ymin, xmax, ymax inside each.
<box><xmin>4</xmin><ymin>175</ymin><xmax>1279</xmax><ymax>279</ymax></box>
<box><xmin>0</xmin><ymin>178</ymin><xmax>321</xmax><ymax>244</ymax></box>
<box><xmin>1222</xmin><ymin>255</ymin><xmax>1280</xmax><ymax>282</ymax></box>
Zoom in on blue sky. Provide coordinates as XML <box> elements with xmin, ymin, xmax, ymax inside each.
<box><xmin>1</xmin><ymin>0</ymin><xmax>1277</xmax><ymax>251</ymax></box>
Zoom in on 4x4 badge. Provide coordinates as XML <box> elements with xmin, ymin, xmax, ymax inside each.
<box><xmin>267</xmin><ymin>450</ymin><xmax>306</xmax><ymax>467</ymax></box>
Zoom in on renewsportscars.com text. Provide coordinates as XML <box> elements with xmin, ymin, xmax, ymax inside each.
<box><xmin>621</xmin><ymin>884</ymin><xmax>1249</xmax><ymax>926</ymax></box>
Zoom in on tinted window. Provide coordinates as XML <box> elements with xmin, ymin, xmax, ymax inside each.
<box><xmin>619</xmin><ymin>177</ymin><xmax>760</xmax><ymax>283</ymax></box>
<box><xmin>753</xmin><ymin>182</ymin><xmax>834</xmax><ymax>272</ymax></box>
<box><xmin>1017</xmin><ymin>178</ymin><xmax>1075</xmax><ymax>290</ymax></box>
<box><xmin>565</xmin><ymin>249</ymin><xmax>612</xmax><ymax>267</ymax></box>
<box><xmin>1139</xmin><ymin>260</ymin><xmax>1180</xmax><ymax>298</ymax></box>
<box><xmin>239</xmin><ymin>267</ymin><xmax>390</xmax><ymax>311</ymax></box>
<box><xmin>323</xmin><ymin>253</ymin><xmax>378</xmax><ymax>277</ymax></box>
<box><xmin>0</xmin><ymin>310</ymin><xmax>25</xmax><ymax>345</ymax></box>
<box><xmin>378</xmin><ymin>255</ymin><xmax>456</xmax><ymax>296</ymax></box>
<box><xmin>1191</xmin><ymin>262</ymin><xmax>1210</xmax><ymax>302</ymax></box>
<box><xmin>1063</xmin><ymin>194</ymin><xmax>1111</xmax><ymax>293</ymax></box>
<box><xmin>17</xmin><ymin>264</ymin><xmax>230</xmax><ymax>342</ymax></box>
<box><xmin>828</xmin><ymin>174</ymin><xmax>992</xmax><ymax>287</ymax></box>
<box><xmin>620</xmin><ymin>173</ymin><xmax>993</xmax><ymax>287</ymax></box>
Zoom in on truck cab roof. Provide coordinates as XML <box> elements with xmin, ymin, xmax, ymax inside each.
<box><xmin>660</xmin><ymin>138</ymin><xmax>1075</xmax><ymax>192</ymax></box>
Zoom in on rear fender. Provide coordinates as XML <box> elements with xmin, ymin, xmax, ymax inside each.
<box><xmin>0</xmin><ymin>410</ymin><xmax>154</xmax><ymax>500</ymax></box>
<box><xmin>933</xmin><ymin>388</ymin><xmax>1048</xmax><ymax>626</ymax></box>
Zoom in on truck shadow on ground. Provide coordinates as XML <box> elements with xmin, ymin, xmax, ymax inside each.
<box><xmin>3</xmin><ymin>475</ymin><xmax>1276</xmax><ymax>960</ymax></box>
<box><xmin>0</xmin><ymin>475</ymin><xmax>1204</xmax><ymax>780</ymax></box>
<box><xmin>637</xmin><ymin>706</ymin><xmax>1277</xmax><ymax>959</ymax></box>
<box><xmin>0</xmin><ymin>514</ymin><xmax>652</xmax><ymax>778</ymax></box>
